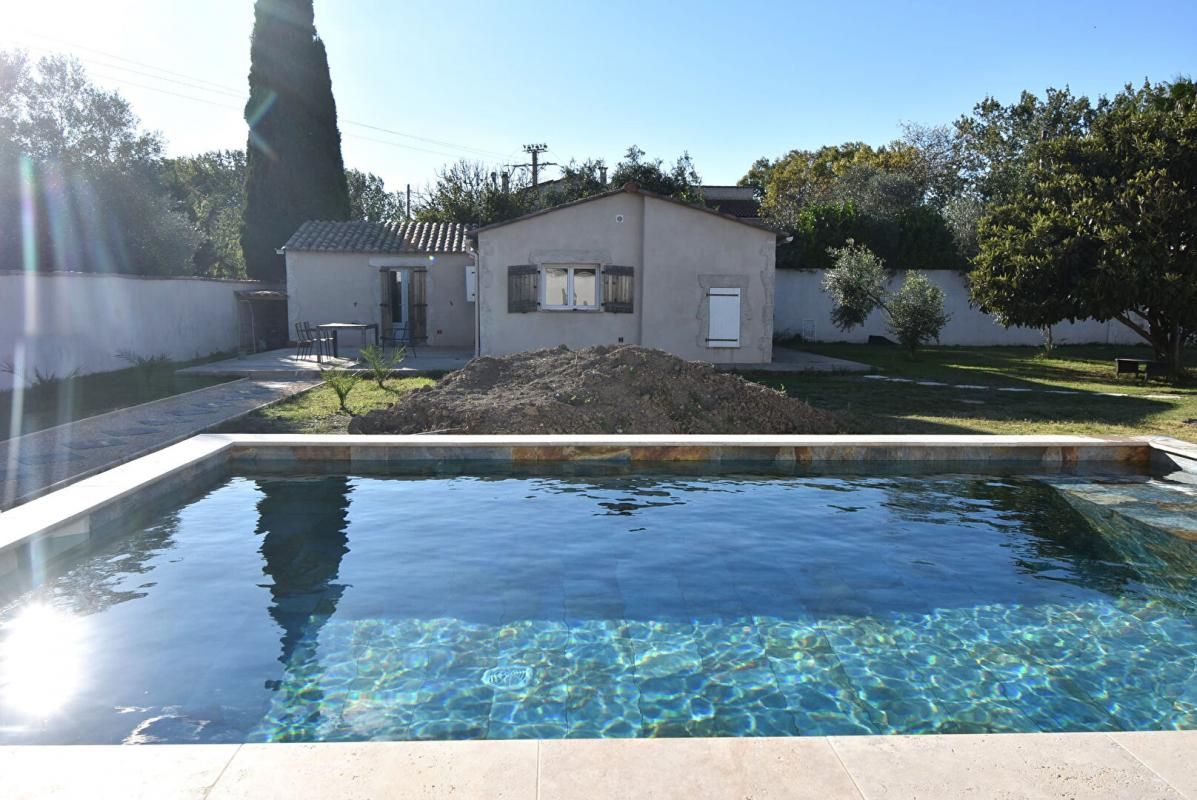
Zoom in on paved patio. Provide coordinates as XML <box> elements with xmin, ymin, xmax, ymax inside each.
<box><xmin>180</xmin><ymin>346</ymin><xmax>474</xmax><ymax>378</ymax></box>
<box><xmin>749</xmin><ymin>346</ymin><xmax>873</xmax><ymax>373</ymax></box>
<box><xmin>2</xmin><ymin>730</ymin><xmax>1194</xmax><ymax>799</ymax></box>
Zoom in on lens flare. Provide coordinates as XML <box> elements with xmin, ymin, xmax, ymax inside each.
<box><xmin>0</xmin><ymin>604</ymin><xmax>85</xmax><ymax>718</ymax></box>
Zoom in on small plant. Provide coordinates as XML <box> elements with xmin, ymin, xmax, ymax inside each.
<box><xmin>358</xmin><ymin>344</ymin><xmax>406</xmax><ymax>389</ymax></box>
<box><xmin>115</xmin><ymin>350</ymin><xmax>171</xmax><ymax>369</ymax></box>
<box><xmin>322</xmin><ymin>368</ymin><xmax>362</xmax><ymax>414</ymax></box>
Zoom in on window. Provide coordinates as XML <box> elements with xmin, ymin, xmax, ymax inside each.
<box><xmin>542</xmin><ymin>264</ymin><xmax>599</xmax><ymax>310</ymax></box>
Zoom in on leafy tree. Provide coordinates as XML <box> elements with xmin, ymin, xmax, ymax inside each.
<box><xmin>242</xmin><ymin>0</ymin><xmax>350</xmax><ymax>283</ymax></box>
<box><xmin>0</xmin><ymin>50</ymin><xmax>196</xmax><ymax>276</ymax></box>
<box><xmin>753</xmin><ymin>142</ymin><xmax>962</xmax><ymax>270</ymax></box>
<box><xmin>781</xmin><ymin>202</ymin><xmax>865</xmax><ymax>270</ymax></box>
<box><xmin>822</xmin><ymin>241</ymin><xmax>949</xmax><ymax>355</ymax></box>
<box><xmin>415</xmin><ymin>159</ymin><xmax>534</xmax><ymax>226</ymax></box>
<box><xmin>970</xmin><ymin>79</ymin><xmax>1197</xmax><ymax>375</ymax></box>
<box><xmin>347</xmin><ymin>168</ymin><xmax>405</xmax><ymax>224</ymax></box>
<box><xmin>0</xmin><ymin>51</ymin><xmax>161</xmax><ymax>166</ymax></box>
<box><xmin>609</xmin><ymin>146</ymin><xmax>704</xmax><ymax>204</ymax></box>
<box><xmin>954</xmin><ymin>87</ymin><xmax>1094</xmax><ymax>204</ymax></box>
<box><xmin>539</xmin><ymin>158</ymin><xmax>608</xmax><ymax>206</ymax></box>
<box><xmin>161</xmin><ymin>150</ymin><xmax>246</xmax><ymax>278</ymax></box>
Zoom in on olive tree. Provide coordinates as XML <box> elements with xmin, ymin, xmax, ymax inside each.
<box><xmin>822</xmin><ymin>241</ymin><xmax>950</xmax><ymax>355</ymax></box>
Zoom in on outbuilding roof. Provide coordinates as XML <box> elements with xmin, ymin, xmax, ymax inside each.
<box><xmin>283</xmin><ymin>220</ymin><xmax>472</xmax><ymax>254</ymax></box>
<box><xmin>468</xmin><ymin>182</ymin><xmax>783</xmax><ymax>238</ymax></box>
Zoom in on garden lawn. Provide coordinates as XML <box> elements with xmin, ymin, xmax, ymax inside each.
<box><xmin>754</xmin><ymin>344</ymin><xmax>1197</xmax><ymax>438</ymax></box>
<box><xmin>219</xmin><ymin>376</ymin><xmax>436</xmax><ymax>434</ymax></box>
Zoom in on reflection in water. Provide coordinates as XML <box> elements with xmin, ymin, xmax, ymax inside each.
<box><xmin>255</xmin><ymin>476</ymin><xmax>352</xmax><ymax>666</ymax></box>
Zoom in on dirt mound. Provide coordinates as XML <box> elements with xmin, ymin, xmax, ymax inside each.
<box><xmin>348</xmin><ymin>345</ymin><xmax>839</xmax><ymax>435</ymax></box>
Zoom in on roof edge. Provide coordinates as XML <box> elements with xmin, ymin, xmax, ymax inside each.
<box><xmin>468</xmin><ymin>182</ymin><xmax>786</xmax><ymax>239</ymax></box>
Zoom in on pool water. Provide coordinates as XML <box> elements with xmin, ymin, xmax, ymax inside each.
<box><xmin>2</xmin><ymin>469</ymin><xmax>1196</xmax><ymax>744</ymax></box>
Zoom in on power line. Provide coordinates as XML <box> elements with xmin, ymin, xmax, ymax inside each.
<box><xmin>4</xmin><ymin>32</ymin><xmax>514</xmax><ymax>162</ymax></box>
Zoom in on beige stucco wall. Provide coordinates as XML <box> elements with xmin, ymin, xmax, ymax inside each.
<box><xmin>0</xmin><ymin>271</ymin><xmax>272</xmax><ymax>391</ymax></box>
<box><xmin>476</xmin><ymin>191</ymin><xmax>775</xmax><ymax>364</ymax></box>
<box><xmin>285</xmin><ymin>251</ymin><xmax>474</xmax><ymax>347</ymax></box>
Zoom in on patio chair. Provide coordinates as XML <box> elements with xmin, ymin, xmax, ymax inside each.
<box><xmin>382</xmin><ymin>322</ymin><xmax>416</xmax><ymax>358</ymax></box>
<box><xmin>303</xmin><ymin>322</ymin><xmax>333</xmax><ymax>364</ymax></box>
<box><xmin>294</xmin><ymin>322</ymin><xmax>315</xmax><ymax>360</ymax></box>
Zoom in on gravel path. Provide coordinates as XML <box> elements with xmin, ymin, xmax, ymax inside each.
<box><xmin>1</xmin><ymin>377</ymin><xmax>318</xmax><ymax>510</ymax></box>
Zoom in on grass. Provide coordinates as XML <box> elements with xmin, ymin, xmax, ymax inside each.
<box><xmin>218</xmin><ymin>344</ymin><xmax>1197</xmax><ymax>439</ymax></box>
<box><xmin>220</xmin><ymin>376</ymin><xmax>436</xmax><ymax>434</ymax></box>
<box><xmin>754</xmin><ymin>343</ymin><xmax>1197</xmax><ymax>438</ymax></box>
<box><xmin>1</xmin><ymin>357</ymin><xmax>234</xmax><ymax>441</ymax></box>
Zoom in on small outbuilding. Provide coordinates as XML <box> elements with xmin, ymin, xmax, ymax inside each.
<box><xmin>471</xmin><ymin>182</ymin><xmax>779</xmax><ymax>365</ymax></box>
<box><xmin>281</xmin><ymin>220</ymin><xmax>475</xmax><ymax>348</ymax></box>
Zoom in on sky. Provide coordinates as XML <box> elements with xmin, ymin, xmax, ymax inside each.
<box><xmin>1</xmin><ymin>0</ymin><xmax>1194</xmax><ymax>193</ymax></box>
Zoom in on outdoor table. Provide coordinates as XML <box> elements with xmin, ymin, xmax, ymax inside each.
<box><xmin>316</xmin><ymin>322</ymin><xmax>379</xmax><ymax>358</ymax></box>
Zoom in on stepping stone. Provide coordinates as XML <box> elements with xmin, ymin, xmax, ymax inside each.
<box><xmin>997</xmin><ymin>387</ymin><xmax>1033</xmax><ymax>393</ymax></box>
<box><xmin>916</xmin><ymin>381</ymin><xmax>948</xmax><ymax>387</ymax></box>
<box><xmin>956</xmin><ymin>384</ymin><xmax>989</xmax><ymax>390</ymax></box>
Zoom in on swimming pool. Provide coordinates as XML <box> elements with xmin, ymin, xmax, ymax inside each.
<box><xmin>2</xmin><ymin>462</ymin><xmax>1196</xmax><ymax>744</ymax></box>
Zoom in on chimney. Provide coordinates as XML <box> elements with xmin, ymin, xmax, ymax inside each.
<box><xmin>500</xmin><ymin>171</ymin><xmax>510</xmax><ymax>193</ymax></box>
<box><xmin>598</xmin><ymin>164</ymin><xmax>608</xmax><ymax>185</ymax></box>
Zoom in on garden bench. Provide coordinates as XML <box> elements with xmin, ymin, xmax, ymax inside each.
<box><xmin>1114</xmin><ymin>357</ymin><xmax>1166</xmax><ymax>382</ymax></box>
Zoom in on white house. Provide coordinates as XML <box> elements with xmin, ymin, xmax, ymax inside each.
<box><xmin>282</xmin><ymin>182</ymin><xmax>782</xmax><ymax>364</ymax></box>
<box><xmin>470</xmin><ymin>182</ymin><xmax>780</xmax><ymax>365</ymax></box>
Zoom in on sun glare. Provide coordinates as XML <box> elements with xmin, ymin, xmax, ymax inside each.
<box><xmin>0</xmin><ymin>604</ymin><xmax>84</xmax><ymax>718</ymax></box>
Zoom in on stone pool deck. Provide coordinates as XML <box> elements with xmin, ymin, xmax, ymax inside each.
<box><xmin>3</xmin><ymin>731</ymin><xmax>1196</xmax><ymax>799</ymax></box>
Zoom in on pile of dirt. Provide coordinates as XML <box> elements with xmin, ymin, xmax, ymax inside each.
<box><xmin>348</xmin><ymin>345</ymin><xmax>840</xmax><ymax>435</ymax></box>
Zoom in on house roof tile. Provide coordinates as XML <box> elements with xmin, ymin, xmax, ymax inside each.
<box><xmin>283</xmin><ymin>220</ymin><xmax>472</xmax><ymax>254</ymax></box>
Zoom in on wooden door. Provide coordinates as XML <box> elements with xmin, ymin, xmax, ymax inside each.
<box><xmin>410</xmin><ymin>268</ymin><xmax>428</xmax><ymax>343</ymax></box>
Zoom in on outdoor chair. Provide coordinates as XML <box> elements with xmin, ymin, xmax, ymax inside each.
<box><xmin>382</xmin><ymin>322</ymin><xmax>416</xmax><ymax>358</ymax></box>
<box><xmin>294</xmin><ymin>322</ymin><xmax>315</xmax><ymax>360</ymax></box>
<box><xmin>302</xmin><ymin>322</ymin><xmax>333</xmax><ymax>363</ymax></box>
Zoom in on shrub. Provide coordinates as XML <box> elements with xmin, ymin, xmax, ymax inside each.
<box><xmin>359</xmin><ymin>344</ymin><xmax>406</xmax><ymax>389</ymax></box>
<box><xmin>322</xmin><ymin>368</ymin><xmax>361</xmax><ymax>414</ymax></box>
<box><xmin>886</xmin><ymin>272</ymin><xmax>949</xmax><ymax>355</ymax></box>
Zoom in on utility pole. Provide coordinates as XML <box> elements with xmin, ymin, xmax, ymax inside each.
<box><xmin>405</xmin><ymin>184</ymin><xmax>411</xmax><ymax>219</ymax></box>
<box><xmin>521</xmin><ymin>143</ymin><xmax>556</xmax><ymax>188</ymax></box>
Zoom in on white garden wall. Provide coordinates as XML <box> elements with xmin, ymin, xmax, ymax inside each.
<box><xmin>0</xmin><ymin>271</ymin><xmax>277</xmax><ymax>391</ymax></box>
<box><xmin>774</xmin><ymin>269</ymin><xmax>1142</xmax><ymax>347</ymax></box>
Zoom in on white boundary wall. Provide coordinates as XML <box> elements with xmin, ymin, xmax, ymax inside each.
<box><xmin>775</xmin><ymin>269</ymin><xmax>1142</xmax><ymax>347</ymax></box>
<box><xmin>0</xmin><ymin>271</ymin><xmax>275</xmax><ymax>391</ymax></box>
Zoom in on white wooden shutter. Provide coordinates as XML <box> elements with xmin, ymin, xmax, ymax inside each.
<box><xmin>465</xmin><ymin>265</ymin><xmax>477</xmax><ymax>302</ymax></box>
<box><xmin>707</xmin><ymin>288</ymin><xmax>741</xmax><ymax>348</ymax></box>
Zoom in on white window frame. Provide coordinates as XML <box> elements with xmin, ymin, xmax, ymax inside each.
<box><xmin>541</xmin><ymin>263</ymin><xmax>601</xmax><ymax>311</ymax></box>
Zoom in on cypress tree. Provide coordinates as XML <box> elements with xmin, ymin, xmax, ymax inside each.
<box><xmin>241</xmin><ymin>0</ymin><xmax>350</xmax><ymax>283</ymax></box>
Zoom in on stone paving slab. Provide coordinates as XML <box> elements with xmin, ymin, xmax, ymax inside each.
<box><xmin>0</xmin><ymin>377</ymin><xmax>317</xmax><ymax>510</ymax></box>
<box><xmin>179</xmin><ymin>345</ymin><xmax>473</xmax><ymax>377</ymax></box>
<box><xmin>3</xmin><ymin>732</ymin><xmax>1196</xmax><ymax>799</ymax></box>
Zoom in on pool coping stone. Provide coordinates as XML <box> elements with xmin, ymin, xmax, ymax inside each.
<box><xmin>2</xmin><ymin>731</ymin><xmax>1196</xmax><ymax>799</ymax></box>
<box><xmin>1</xmin><ymin>433</ymin><xmax>1190</xmax><ymax>576</ymax></box>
